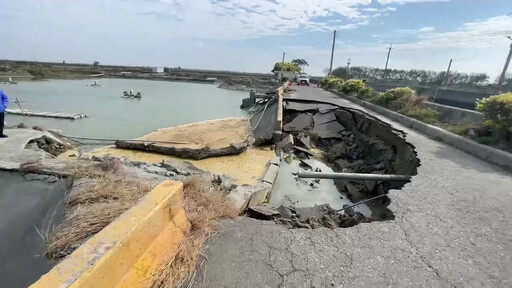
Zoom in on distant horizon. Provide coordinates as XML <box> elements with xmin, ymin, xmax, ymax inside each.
<box><xmin>2</xmin><ymin>57</ymin><xmax>506</xmax><ymax>80</ymax></box>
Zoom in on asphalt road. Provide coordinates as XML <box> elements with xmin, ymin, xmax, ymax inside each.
<box><xmin>0</xmin><ymin>171</ymin><xmax>68</xmax><ymax>288</ymax></box>
<box><xmin>192</xmin><ymin>87</ymin><xmax>512</xmax><ymax>287</ymax></box>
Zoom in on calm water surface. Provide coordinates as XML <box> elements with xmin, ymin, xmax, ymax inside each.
<box><xmin>2</xmin><ymin>79</ymin><xmax>247</xmax><ymax>139</ymax></box>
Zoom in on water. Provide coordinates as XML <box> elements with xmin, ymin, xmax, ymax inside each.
<box><xmin>270</xmin><ymin>156</ymin><xmax>372</xmax><ymax>216</ymax></box>
<box><xmin>1</xmin><ymin>79</ymin><xmax>248</xmax><ymax>139</ymax></box>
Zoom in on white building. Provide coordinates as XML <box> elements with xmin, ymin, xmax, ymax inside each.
<box><xmin>152</xmin><ymin>67</ymin><xmax>164</xmax><ymax>74</ymax></box>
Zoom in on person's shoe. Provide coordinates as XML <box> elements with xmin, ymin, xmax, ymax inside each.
<box><xmin>0</xmin><ymin>134</ymin><xmax>7</xmax><ymax>138</ymax></box>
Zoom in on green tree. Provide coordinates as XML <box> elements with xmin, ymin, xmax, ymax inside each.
<box><xmin>272</xmin><ymin>62</ymin><xmax>300</xmax><ymax>72</ymax></box>
<box><xmin>291</xmin><ymin>59</ymin><xmax>309</xmax><ymax>72</ymax></box>
<box><xmin>93</xmin><ymin>61</ymin><xmax>100</xmax><ymax>67</ymax></box>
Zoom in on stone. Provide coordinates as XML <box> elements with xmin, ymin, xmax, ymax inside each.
<box><xmin>294</xmin><ymin>146</ymin><xmax>313</xmax><ymax>156</ymax></box>
<box><xmin>277</xmin><ymin>134</ymin><xmax>294</xmax><ymax>153</ymax></box>
<box><xmin>247</xmin><ymin>204</ymin><xmax>280</xmax><ymax>220</ymax></box>
<box><xmin>283</xmin><ymin>114</ymin><xmax>313</xmax><ymax>132</ymax></box>
<box><xmin>143</xmin><ymin>165</ymin><xmax>176</xmax><ymax>177</ymax></box>
<box><xmin>47</xmin><ymin>175</ymin><xmax>58</xmax><ymax>183</ymax></box>
<box><xmin>228</xmin><ymin>182</ymin><xmax>272</xmax><ymax>211</ymax></box>
<box><xmin>295</xmin><ymin>204</ymin><xmax>334</xmax><ymax>221</ymax></box>
<box><xmin>334</xmin><ymin>159</ymin><xmax>350</xmax><ymax>170</ymax></box>
<box><xmin>277</xmin><ymin>205</ymin><xmax>294</xmax><ymax>220</ymax></box>
<box><xmin>299</xmin><ymin>135</ymin><xmax>311</xmax><ymax>149</ymax></box>
<box><xmin>365</xmin><ymin>180</ymin><xmax>377</xmax><ymax>192</ymax></box>
<box><xmin>23</xmin><ymin>173</ymin><xmax>50</xmax><ymax>181</ymax></box>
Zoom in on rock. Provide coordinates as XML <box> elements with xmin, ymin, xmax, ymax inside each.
<box><xmin>47</xmin><ymin>175</ymin><xmax>58</xmax><ymax>183</ymax></box>
<box><xmin>365</xmin><ymin>180</ymin><xmax>377</xmax><ymax>192</ymax></box>
<box><xmin>23</xmin><ymin>173</ymin><xmax>50</xmax><ymax>181</ymax></box>
<box><xmin>283</xmin><ymin>114</ymin><xmax>314</xmax><ymax>132</ymax></box>
<box><xmin>228</xmin><ymin>182</ymin><xmax>272</xmax><ymax>211</ymax></box>
<box><xmin>247</xmin><ymin>204</ymin><xmax>280</xmax><ymax>220</ymax></box>
<box><xmin>298</xmin><ymin>135</ymin><xmax>311</xmax><ymax>149</ymax></box>
<box><xmin>334</xmin><ymin>159</ymin><xmax>350</xmax><ymax>170</ymax></box>
<box><xmin>295</xmin><ymin>204</ymin><xmax>334</xmax><ymax>221</ymax></box>
<box><xmin>294</xmin><ymin>146</ymin><xmax>313</xmax><ymax>156</ymax></box>
<box><xmin>277</xmin><ymin>205</ymin><xmax>294</xmax><ymax>220</ymax></box>
<box><xmin>277</xmin><ymin>134</ymin><xmax>294</xmax><ymax>153</ymax></box>
<box><xmin>374</xmin><ymin>162</ymin><xmax>385</xmax><ymax>170</ymax></box>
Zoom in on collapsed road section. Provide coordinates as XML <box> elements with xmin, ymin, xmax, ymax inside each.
<box><xmin>248</xmin><ymin>97</ymin><xmax>420</xmax><ymax>229</ymax></box>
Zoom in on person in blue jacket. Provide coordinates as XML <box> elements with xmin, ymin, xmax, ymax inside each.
<box><xmin>0</xmin><ymin>89</ymin><xmax>8</xmax><ymax>138</ymax></box>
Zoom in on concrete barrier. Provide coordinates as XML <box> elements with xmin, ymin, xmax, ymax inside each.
<box><xmin>424</xmin><ymin>102</ymin><xmax>483</xmax><ymax>125</ymax></box>
<box><xmin>329</xmin><ymin>90</ymin><xmax>512</xmax><ymax>172</ymax></box>
<box><xmin>30</xmin><ymin>180</ymin><xmax>190</xmax><ymax>288</ymax></box>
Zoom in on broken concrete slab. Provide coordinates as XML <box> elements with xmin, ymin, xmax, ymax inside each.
<box><xmin>277</xmin><ymin>205</ymin><xmax>294</xmax><ymax>220</ymax></box>
<box><xmin>295</xmin><ymin>204</ymin><xmax>335</xmax><ymax>221</ymax></box>
<box><xmin>298</xmin><ymin>135</ymin><xmax>311</xmax><ymax>149</ymax></box>
<box><xmin>335</xmin><ymin>110</ymin><xmax>356</xmax><ymax>130</ymax></box>
<box><xmin>251</xmin><ymin>101</ymin><xmax>279</xmax><ymax>145</ymax></box>
<box><xmin>247</xmin><ymin>182</ymin><xmax>273</xmax><ymax>207</ymax></box>
<box><xmin>283</xmin><ymin>114</ymin><xmax>313</xmax><ymax>132</ymax></box>
<box><xmin>262</xmin><ymin>164</ymin><xmax>279</xmax><ymax>185</ymax></box>
<box><xmin>334</xmin><ymin>159</ymin><xmax>350</xmax><ymax>170</ymax></box>
<box><xmin>247</xmin><ymin>204</ymin><xmax>280</xmax><ymax>220</ymax></box>
<box><xmin>284</xmin><ymin>101</ymin><xmax>338</xmax><ymax>112</ymax></box>
<box><xmin>227</xmin><ymin>182</ymin><xmax>273</xmax><ymax>211</ymax></box>
<box><xmin>313</xmin><ymin>111</ymin><xmax>337</xmax><ymax>125</ymax></box>
<box><xmin>115</xmin><ymin>140</ymin><xmax>248</xmax><ymax>160</ymax></box>
<box><xmin>277</xmin><ymin>134</ymin><xmax>294</xmax><ymax>153</ymax></box>
<box><xmin>313</xmin><ymin>121</ymin><xmax>345</xmax><ymax>139</ymax></box>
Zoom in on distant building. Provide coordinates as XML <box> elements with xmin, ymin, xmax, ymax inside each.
<box><xmin>152</xmin><ymin>67</ymin><xmax>164</xmax><ymax>74</ymax></box>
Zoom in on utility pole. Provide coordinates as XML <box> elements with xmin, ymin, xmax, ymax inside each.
<box><xmin>444</xmin><ymin>58</ymin><xmax>453</xmax><ymax>87</ymax></box>
<box><xmin>498</xmin><ymin>36</ymin><xmax>512</xmax><ymax>92</ymax></box>
<box><xmin>329</xmin><ymin>30</ymin><xmax>337</xmax><ymax>75</ymax></box>
<box><xmin>281</xmin><ymin>52</ymin><xmax>285</xmax><ymax>81</ymax></box>
<box><xmin>384</xmin><ymin>44</ymin><xmax>393</xmax><ymax>78</ymax></box>
<box><xmin>346</xmin><ymin>58</ymin><xmax>351</xmax><ymax>78</ymax></box>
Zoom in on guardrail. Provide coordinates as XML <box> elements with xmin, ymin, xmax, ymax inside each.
<box><xmin>30</xmin><ymin>180</ymin><xmax>190</xmax><ymax>288</ymax></box>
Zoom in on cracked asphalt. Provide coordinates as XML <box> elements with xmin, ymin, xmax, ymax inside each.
<box><xmin>192</xmin><ymin>87</ymin><xmax>512</xmax><ymax>288</ymax></box>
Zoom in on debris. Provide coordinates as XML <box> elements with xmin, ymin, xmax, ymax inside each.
<box><xmin>277</xmin><ymin>134</ymin><xmax>294</xmax><ymax>153</ymax></box>
<box><xmin>298</xmin><ymin>135</ymin><xmax>311</xmax><ymax>149</ymax></box>
<box><xmin>277</xmin><ymin>205</ymin><xmax>294</xmax><ymax>220</ymax></box>
<box><xmin>294</xmin><ymin>146</ymin><xmax>313</xmax><ymax>156</ymax></box>
<box><xmin>299</xmin><ymin>160</ymin><xmax>313</xmax><ymax>170</ymax></box>
<box><xmin>283</xmin><ymin>114</ymin><xmax>313</xmax><ymax>132</ymax></box>
<box><xmin>23</xmin><ymin>173</ymin><xmax>50</xmax><ymax>181</ymax></box>
<box><xmin>313</xmin><ymin>111</ymin><xmax>337</xmax><ymax>125</ymax></box>
<box><xmin>247</xmin><ymin>204</ymin><xmax>280</xmax><ymax>220</ymax></box>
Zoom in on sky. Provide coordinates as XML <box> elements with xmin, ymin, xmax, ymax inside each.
<box><xmin>1</xmin><ymin>0</ymin><xmax>512</xmax><ymax>78</ymax></box>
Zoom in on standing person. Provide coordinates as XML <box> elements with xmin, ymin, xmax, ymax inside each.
<box><xmin>0</xmin><ymin>89</ymin><xmax>8</xmax><ymax>138</ymax></box>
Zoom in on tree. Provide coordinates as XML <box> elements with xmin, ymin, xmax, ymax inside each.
<box><xmin>93</xmin><ymin>61</ymin><xmax>100</xmax><ymax>67</ymax></box>
<box><xmin>272</xmin><ymin>62</ymin><xmax>300</xmax><ymax>73</ymax></box>
<box><xmin>291</xmin><ymin>59</ymin><xmax>309</xmax><ymax>72</ymax></box>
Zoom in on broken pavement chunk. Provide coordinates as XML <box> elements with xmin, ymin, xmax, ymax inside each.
<box><xmin>283</xmin><ymin>114</ymin><xmax>313</xmax><ymax>132</ymax></box>
<box><xmin>313</xmin><ymin>121</ymin><xmax>345</xmax><ymax>139</ymax></box>
<box><xmin>313</xmin><ymin>111</ymin><xmax>337</xmax><ymax>125</ymax></box>
<box><xmin>247</xmin><ymin>204</ymin><xmax>280</xmax><ymax>220</ymax></box>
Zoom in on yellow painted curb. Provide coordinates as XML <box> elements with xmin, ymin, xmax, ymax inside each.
<box><xmin>31</xmin><ymin>180</ymin><xmax>191</xmax><ymax>288</ymax></box>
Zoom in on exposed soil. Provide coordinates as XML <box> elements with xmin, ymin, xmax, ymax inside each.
<box><xmin>26</xmin><ymin>135</ymin><xmax>68</xmax><ymax>156</ymax></box>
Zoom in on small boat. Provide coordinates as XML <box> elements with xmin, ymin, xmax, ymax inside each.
<box><xmin>122</xmin><ymin>90</ymin><xmax>142</xmax><ymax>99</ymax></box>
<box><xmin>87</xmin><ymin>80</ymin><xmax>102</xmax><ymax>87</ymax></box>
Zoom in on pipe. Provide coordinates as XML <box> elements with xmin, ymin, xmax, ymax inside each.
<box><xmin>335</xmin><ymin>194</ymin><xmax>388</xmax><ymax>212</ymax></box>
<box><xmin>297</xmin><ymin>171</ymin><xmax>411</xmax><ymax>182</ymax></box>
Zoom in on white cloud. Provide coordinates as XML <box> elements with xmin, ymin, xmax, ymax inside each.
<box><xmin>418</xmin><ymin>26</ymin><xmax>435</xmax><ymax>33</ymax></box>
<box><xmin>377</xmin><ymin>0</ymin><xmax>449</xmax><ymax>4</ymax></box>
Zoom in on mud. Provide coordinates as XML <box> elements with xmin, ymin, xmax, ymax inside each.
<box><xmin>258</xmin><ymin>99</ymin><xmax>420</xmax><ymax>229</ymax></box>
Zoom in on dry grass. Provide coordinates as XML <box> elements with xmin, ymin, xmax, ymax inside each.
<box><xmin>45</xmin><ymin>165</ymin><xmax>153</xmax><ymax>260</ymax></box>
<box><xmin>147</xmin><ymin>176</ymin><xmax>238</xmax><ymax>288</ymax></box>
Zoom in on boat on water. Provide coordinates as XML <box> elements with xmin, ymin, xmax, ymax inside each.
<box><xmin>122</xmin><ymin>90</ymin><xmax>142</xmax><ymax>99</ymax></box>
